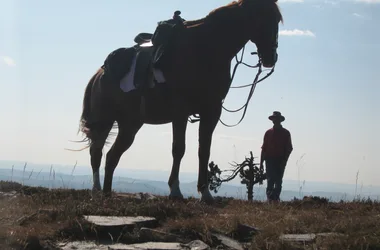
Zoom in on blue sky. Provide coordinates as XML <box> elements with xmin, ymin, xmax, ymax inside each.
<box><xmin>0</xmin><ymin>0</ymin><xmax>379</xmax><ymax>187</ymax></box>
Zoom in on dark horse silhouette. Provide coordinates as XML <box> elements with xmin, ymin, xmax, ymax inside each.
<box><xmin>77</xmin><ymin>0</ymin><xmax>283</xmax><ymax>204</ymax></box>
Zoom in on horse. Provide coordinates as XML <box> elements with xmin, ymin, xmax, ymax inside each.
<box><xmin>77</xmin><ymin>0</ymin><xmax>283</xmax><ymax>204</ymax></box>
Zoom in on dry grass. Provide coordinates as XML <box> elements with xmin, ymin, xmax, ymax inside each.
<box><xmin>1</xmin><ymin>181</ymin><xmax>380</xmax><ymax>250</ymax></box>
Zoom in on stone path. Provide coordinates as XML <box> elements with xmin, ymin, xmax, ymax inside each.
<box><xmin>58</xmin><ymin>214</ymin><xmax>345</xmax><ymax>249</ymax></box>
<box><xmin>58</xmin><ymin>215</ymin><xmax>215</xmax><ymax>250</ymax></box>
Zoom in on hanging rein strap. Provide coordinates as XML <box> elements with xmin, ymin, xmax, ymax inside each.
<box><xmin>219</xmin><ymin>46</ymin><xmax>275</xmax><ymax>127</ymax></box>
<box><xmin>187</xmin><ymin>45</ymin><xmax>275</xmax><ymax>126</ymax></box>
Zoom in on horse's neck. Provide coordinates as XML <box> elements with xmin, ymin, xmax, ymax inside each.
<box><xmin>204</xmin><ymin>11</ymin><xmax>249</xmax><ymax>62</ymax></box>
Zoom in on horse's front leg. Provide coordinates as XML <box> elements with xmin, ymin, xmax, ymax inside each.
<box><xmin>197</xmin><ymin>105</ymin><xmax>222</xmax><ymax>204</ymax></box>
<box><xmin>168</xmin><ymin>117</ymin><xmax>188</xmax><ymax>200</ymax></box>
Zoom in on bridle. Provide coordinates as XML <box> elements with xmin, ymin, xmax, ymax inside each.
<box><xmin>187</xmin><ymin>4</ymin><xmax>279</xmax><ymax>126</ymax></box>
<box><xmin>188</xmin><ymin>45</ymin><xmax>275</xmax><ymax>127</ymax></box>
<box><xmin>220</xmin><ymin>46</ymin><xmax>275</xmax><ymax>127</ymax></box>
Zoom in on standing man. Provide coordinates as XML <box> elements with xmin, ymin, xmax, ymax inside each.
<box><xmin>260</xmin><ymin>111</ymin><xmax>293</xmax><ymax>202</ymax></box>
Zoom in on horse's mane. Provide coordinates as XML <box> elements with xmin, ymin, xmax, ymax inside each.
<box><xmin>208</xmin><ymin>0</ymin><xmax>243</xmax><ymax>15</ymax></box>
<box><xmin>184</xmin><ymin>0</ymin><xmax>243</xmax><ymax>28</ymax></box>
<box><xmin>184</xmin><ymin>0</ymin><xmax>283</xmax><ymax>28</ymax></box>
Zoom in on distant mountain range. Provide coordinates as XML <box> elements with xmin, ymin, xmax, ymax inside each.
<box><xmin>1</xmin><ymin>160</ymin><xmax>379</xmax><ymax>202</ymax></box>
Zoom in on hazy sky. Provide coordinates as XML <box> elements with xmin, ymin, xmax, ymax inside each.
<box><xmin>0</xmin><ymin>0</ymin><xmax>379</xmax><ymax>187</ymax></box>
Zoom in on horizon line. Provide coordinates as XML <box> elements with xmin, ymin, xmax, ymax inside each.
<box><xmin>1</xmin><ymin>166</ymin><xmax>379</xmax><ymax>189</ymax></box>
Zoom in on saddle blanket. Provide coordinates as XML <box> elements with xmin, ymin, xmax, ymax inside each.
<box><xmin>120</xmin><ymin>43</ymin><xmax>165</xmax><ymax>93</ymax></box>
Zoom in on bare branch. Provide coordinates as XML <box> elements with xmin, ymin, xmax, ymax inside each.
<box><xmin>208</xmin><ymin>151</ymin><xmax>266</xmax><ymax>200</ymax></box>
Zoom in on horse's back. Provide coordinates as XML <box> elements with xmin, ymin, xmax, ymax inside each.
<box><xmin>102</xmin><ymin>47</ymin><xmax>137</xmax><ymax>83</ymax></box>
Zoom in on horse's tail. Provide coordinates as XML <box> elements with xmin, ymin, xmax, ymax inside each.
<box><xmin>78</xmin><ymin>69</ymin><xmax>101</xmax><ymax>147</ymax></box>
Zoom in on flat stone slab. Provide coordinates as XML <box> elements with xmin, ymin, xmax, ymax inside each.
<box><xmin>59</xmin><ymin>242</ymin><xmax>185</xmax><ymax>250</ymax></box>
<box><xmin>109</xmin><ymin>242</ymin><xmax>184</xmax><ymax>249</ymax></box>
<box><xmin>0</xmin><ymin>191</ymin><xmax>17</xmax><ymax>199</ymax></box>
<box><xmin>83</xmin><ymin>215</ymin><xmax>157</xmax><ymax>227</ymax></box>
<box><xmin>59</xmin><ymin>241</ymin><xmax>209</xmax><ymax>250</ymax></box>
<box><xmin>279</xmin><ymin>234</ymin><xmax>316</xmax><ymax>242</ymax></box>
<box><xmin>212</xmin><ymin>233</ymin><xmax>244</xmax><ymax>250</ymax></box>
<box><xmin>316</xmin><ymin>232</ymin><xmax>346</xmax><ymax>238</ymax></box>
<box><xmin>184</xmin><ymin>240</ymin><xmax>210</xmax><ymax>250</ymax></box>
<box><xmin>279</xmin><ymin>232</ymin><xmax>346</xmax><ymax>243</ymax></box>
<box><xmin>59</xmin><ymin>241</ymin><xmax>108</xmax><ymax>250</ymax></box>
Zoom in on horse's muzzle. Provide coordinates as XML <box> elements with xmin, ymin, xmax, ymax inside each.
<box><xmin>261</xmin><ymin>51</ymin><xmax>278</xmax><ymax>68</ymax></box>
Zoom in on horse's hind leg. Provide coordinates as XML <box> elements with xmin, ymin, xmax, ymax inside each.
<box><xmin>103</xmin><ymin>119</ymin><xmax>143</xmax><ymax>195</ymax></box>
<box><xmin>89</xmin><ymin>122</ymin><xmax>114</xmax><ymax>191</ymax></box>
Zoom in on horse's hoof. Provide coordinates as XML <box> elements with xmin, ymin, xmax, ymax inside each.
<box><xmin>102</xmin><ymin>190</ymin><xmax>113</xmax><ymax>198</ymax></box>
<box><xmin>90</xmin><ymin>189</ymin><xmax>103</xmax><ymax>201</ymax></box>
<box><xmin>91</xmin><ymin>188</ymin><xmax>101</xmax><ymax>195</ymax></box>
<box><xmin>200</xmin><ymin>196</ymin><xmax>215</xmax><ymax>205</ymax></box>
<box><xmin>200</xmin><ymin>188</ymin><xmax>214</xmax><ymax>205</ymax></box>
<box><xmin>168</xmin><ymin>194</ymin><xmax>184</xmax><ymax>201</ymax></box>
<box><xmin>168</xmin><ymin>180</ymin><xmax>184</xmax><ymax>200</ymax></box>
<box><xmin>93</xmin><ymin>184</ymin><xmax>102</xmax><ymax>191</ymax></box>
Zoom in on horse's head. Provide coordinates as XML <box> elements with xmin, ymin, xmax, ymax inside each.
<box><xmin>241</xmin><ymin>0</ymin><xmax>283</xmax><ymax>68</ymax></box>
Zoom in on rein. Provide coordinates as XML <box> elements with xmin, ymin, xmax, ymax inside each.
<box><xmin>188</xmin><ymin>45</ymin><xmax>275</xmax><ymax>126</ymax></box>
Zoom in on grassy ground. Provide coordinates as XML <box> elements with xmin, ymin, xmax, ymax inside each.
<box><xmin>1</xmin><ymin>181</ymin><xmax>380</xmax><ymax>250</ymax></box>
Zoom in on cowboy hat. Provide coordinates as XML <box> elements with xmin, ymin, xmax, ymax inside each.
<box><xmin>268</xmin><ymin>111</ymin><xmax>285</xmax><ymax>122</ymax></box>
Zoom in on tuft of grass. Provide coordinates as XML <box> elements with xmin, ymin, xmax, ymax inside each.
<box><xmin>0</xmin><ymin>181</ymin><xmax>380</xmax><ymax>249</ymax></box>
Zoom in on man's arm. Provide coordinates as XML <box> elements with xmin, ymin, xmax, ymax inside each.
<box><xmin>283</xmin><ymin>130</ymin><xmax>293</xmax><ymax>164</ymax></box>
<box><xmin>260</xmin><ymin>131</ymin><xmax>268</xmax><ymax>168</ymax></box>
<box><xmin>260</xmin><ymin>149</ymin><xmax>265</xmax><ymax>166</ymax></box>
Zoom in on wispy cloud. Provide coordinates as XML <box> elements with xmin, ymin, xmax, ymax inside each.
<box><xmin>279</xmin><ymin>0</ymin><xmax>304</xmax><ymax>3</ymax></box>
<box><xmin>2</xmin><ymin>56</ymin><xmax>16</xmax><ymax>67</ymax></box>
<box><xmin>355</xmin><ymin>0</ymin><xmax>380</xmax><ymax>3</ymax></box>
<box><xmin>353</xmin><ymin>13</ymin><xmax>364</xmax><ymax>18</ymax></box>
<box><xmin>279</xmin><ymin>29</ymin><xmax>316</xmax><ymax>38</ymax></box>
<box><xmin>324</xmin><ymin>0</ymin><xmax>339</xmax><ymax>5</ymax></box>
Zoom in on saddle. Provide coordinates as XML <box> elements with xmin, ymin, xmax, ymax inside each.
<box><xmin>102</xmin><ymin>11</ymin><xmax>185</xmax><ymax>91</ymax></box>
